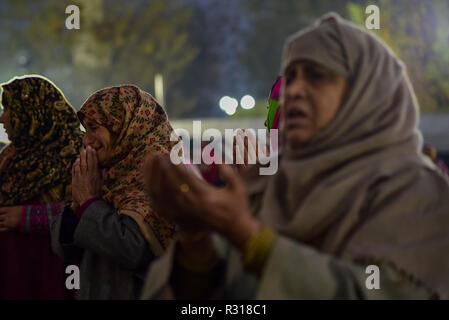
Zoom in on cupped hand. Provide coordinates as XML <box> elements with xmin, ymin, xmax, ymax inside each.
<box><xmin>72</xmin><ymin>146</ymin><xmax>103</xmax><ymax>206</ymax></box>
<box><xmin>143</xmin><ymin>154</ymin><xmax>261</xmax><ymax>251</ymax></box>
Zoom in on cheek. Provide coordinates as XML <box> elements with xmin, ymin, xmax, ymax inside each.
<box><xmin>97</xmin><ymin>149</ymin><xmax>106</xmax><ymax>161</ymax></box>
<box><xmin>102</xmin><ymin>134</ymin><xmax>113</xmax><ymax>150</ymax></box>
<box><xmin>83</xmin><ymin>133</ymin><xmax>96</xmax><ymax>146</ymax></box>
<box><xmin>286</xmin><ymin>129</ymin><xmax>313</xmax><ymax>149</ymax></box>
<box><xmin>312</xmin><ymin>89</ymin><xmax>342</xmax><ymax>130</ymax></box>
<box><xmin>3</xmin><ymin>112</ymin><xmax>11</xmax><ymax>127</ymax></box>
<box><xmin>6</xmin><ymin>117</ymin><xmax>13</xmax><ymax>131</ymax></box>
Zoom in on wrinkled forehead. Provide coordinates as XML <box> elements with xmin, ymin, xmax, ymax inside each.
<box><xmin>80</xmin><ymin>115</ymin><xmax>101</xmax><ymax>128</ymax></box>
<box><xmin>79</xmin><ymin>88</ymin><xmax>118</xmax><ymax>120</ymax></box>
<box><xmin>78</xmin><ymin>86</ymin><xmax>139</xmax><ymax>134</ymax></box>
<box><xmin>281</xmin><ymin>18</ymin><xmax>349</xmax><ymax>78</ymax></box>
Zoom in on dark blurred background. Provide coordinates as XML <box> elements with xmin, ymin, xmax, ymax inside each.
<box><xmin>1</xmin><ymin>0</ymin><xmax>448</xmax><ymax>160</ymax></box>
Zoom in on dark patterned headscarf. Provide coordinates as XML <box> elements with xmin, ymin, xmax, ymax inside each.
<box><xmin>78</xmin><ymin>85</ymin><xmax>178</xmax><ymax>255</ymax></box>
<box><xmin>0</xmin><ymin>75</ymin><xmax>83</xmax><ymax>205</ymax></box>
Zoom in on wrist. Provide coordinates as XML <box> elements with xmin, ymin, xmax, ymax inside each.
<box><xmin>178</xmin><ymin>229</ymin><xmax>211</xmax><ymax>246</ymax></box>
<box><xmin>18</xmin><ymin>205</ymin><xmax>28</xmax><ymax>232</ymax></box>
<box><xmin>241</xmin><ymin>226</ymin><xmax>277</xmax><ymax>275</ymax></box>
<box><xmin>227</xmin><ymin>215</ymin><xmax>262</xmax><ymax>252</ymax></box>
<box><xmin>78</xmin><ymin>194</ymin><xmax>98</xmax><ymax>206</ymax></box>
<box><xmin>76</xmin><ymin>197</ymin><xmax>100</xmax><ymax>218</ymax></box>
<box><xmin>71</xmin><ymin>202</ymin><xmax>80</xmax><ymax>212</ymax></box>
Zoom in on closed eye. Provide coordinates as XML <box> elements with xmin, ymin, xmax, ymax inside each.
<box><xmin>285</xmin><ymin>68</ymin><xmax>296</xmax><ymax>86</ymax></box>
<box><xmin>84</xmin><ymin>121</ymin><xmax>98</xmax><ymax>132</ymax></box>
<box><xmin>304</xmin><ymin>65</ymin><xmax>326</xmax><ymax>82</ymax></box>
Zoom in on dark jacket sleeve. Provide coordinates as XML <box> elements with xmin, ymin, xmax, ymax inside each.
<box><xmin>52</xmin><ymin>199</ymin><xmax>154</xmax><ymax>271</ymax></box>
<box><xmin>50</xmin><ymin>206</ymin><xmax>84</xmax><ymax>263</ymax></box>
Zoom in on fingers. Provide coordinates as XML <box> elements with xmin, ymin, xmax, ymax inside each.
<box><xmin>157</xmin><ymin>158</ymin><xmax>184</xmax><ymax>194</ymax></box>
<box><xmin>73</xmin><ymin>147</ymin><xmax>98</xmax><ymax>180</ymax></box>
<box><xmin>73</xmin><ymin>158</ymin><xmax>81</xmax><ymax>177</ymax></box>
<box><xmin>218</xmin><ymin>164</ymin><xmax>244</xmax><ymax>193</ymax></box>
<box><xmin>246</xmin><ymin>129</ymin><xmax>257</xmax><ymax>163</ymax></box>
<box><xmin>80</xmin><ymin>148</ymin><xmax>87</xmax><ymax>175</ymax></box>
<box><xmin>234</xmin><ymin>129</ymin><xmax>243</xmax><ymax>164</ymax></box>
<box><xmin>164</xmin><ymin>159</ymin><xmax>208</xmax><ymax>194</ymax></box>
<box><xmin>235</xmin><ymin>129</ymin><xmax>252</xmax><ymax>165</ymax></box>
<box><xmin>86</xmin><ymin>146</ymin><xmax>98</xmax><ymax>173</ymax></box>
<box><xmin>144</xmin><ymin>156</ymin><xmax>202</xmax><ymax>224</ymax></box>
<box><xmin>239</xmin><ymin>129</ymin><xmax>257</xmax><ymax>165</ymax></box>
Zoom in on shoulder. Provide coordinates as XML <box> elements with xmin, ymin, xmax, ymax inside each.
<box><xmin>367</xmin><ymin>155</ymin><xmax>449</xmax><ymax>217</ymax></box>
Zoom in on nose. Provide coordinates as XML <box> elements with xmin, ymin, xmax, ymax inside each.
<box><xmin>285</xmin><ymin>73</ymin><xmax>307</xmax><ymax>100</ymax></box>
<box><xmin>83</xmin><ymin>132</ymin><xmax>95</xmax><ymax>147</ymax></box>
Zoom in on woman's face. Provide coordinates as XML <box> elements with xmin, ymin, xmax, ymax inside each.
<box><xmin>281</xmin><ymin>60</ymin><xmax>347</xmax><ymax>148</ymax></box>
<box><xmin>82</xmin><ymin>117</ymin><xmax>114</xmax><ymax>166</ymax></box>
<box><xmin>0</xmin><ymin>106</ymin><xmax>13</xmax><ymax>140</ymax></box>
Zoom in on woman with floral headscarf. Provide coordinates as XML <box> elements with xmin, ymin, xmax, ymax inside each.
<box><xmin>0</xmin><ymin>75</ymin><xmax>83</xmax><ymax>299</ymax></box>
<box><xmin>141</xmin><ymin>13</ymin><xmax>449</xmax><ymax>300</ymax></box>
<box><xmin>51</xmin><ymin>85</ymin><xmax>177</xmax><ymax>299</ymax></box>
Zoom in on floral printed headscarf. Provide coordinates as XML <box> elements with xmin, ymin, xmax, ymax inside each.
<box><xmin>78</xmin><ymin>85</ymin><xmax>178</xmax><ymax>254</ymax></box>
<box><xmin>0</xmin><ymin>75</ymin><xmax>83</xmax><ymax>205</ymax></box>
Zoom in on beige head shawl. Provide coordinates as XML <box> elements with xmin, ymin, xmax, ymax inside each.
<box><xmin>246</xmin><ymin>13</ymin><xmax>449</xmax><ymax>298</ymax></box>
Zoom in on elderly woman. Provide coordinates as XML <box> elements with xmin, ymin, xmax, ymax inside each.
<box><xmin>0</xmin><ymin>75</ymin><xmax>83</xmax><ymax>299</ymax></box>
<box><xmin>141</xmin><ymin>13</ymin><xmax>449</xmax><ymax>300</ymax></box>
<box><xmin>51</xmin><ymin>85</ymin><xmax>177</xmax><ymax>299</ymax></box>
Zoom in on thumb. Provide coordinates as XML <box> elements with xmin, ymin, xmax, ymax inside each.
<box><xmin>218</xmin><ymin>164</ymin><xmax>244</xmax><ymax>192</ymax></box>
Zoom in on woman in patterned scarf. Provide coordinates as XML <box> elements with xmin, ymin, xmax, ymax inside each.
<box><xmin>0</xmin><ymin>75</ymin><xmax>83</xmax><ymax>299</ymax></box>
<box><xmin>51</xmin><ymin>85</ymin><xmax>178</xmax><ymax>299</ymax></box>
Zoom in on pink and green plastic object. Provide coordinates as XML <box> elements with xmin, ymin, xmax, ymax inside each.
<box><xmin>266</xmin><ymin>76</ymin><xmax>282</xmax><ymax>132</ymax></box>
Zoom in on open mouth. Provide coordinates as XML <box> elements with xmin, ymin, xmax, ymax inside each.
<box><xmin>287</xmin><ymin>109</ymin><xmax>308</xmax><ymax>119</ymax></box>
<box><xmin>285</xmin><ymin>108</ymin><xmax>309</xmax><ymax>129</ymax></box>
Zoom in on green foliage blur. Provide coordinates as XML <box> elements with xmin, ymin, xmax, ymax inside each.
<box><xmin>346</xmin><ymin>0</ymin><xmax>449</xmax><ymax>112</ymax></box>
<box><xmin>0</xmin><ymin>0</ymin><xmax>200</xmax><ymax>117</ymax></box>
<box><xmin>240</xmin><ymin>0</ymin><xmax>449</xmax><ymax>113</ymax></box>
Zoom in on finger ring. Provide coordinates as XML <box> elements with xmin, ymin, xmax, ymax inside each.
<box><xmin>180</xmin><ymin>183</ymin><xmax>190</xmax><ymax>193</ymax></box>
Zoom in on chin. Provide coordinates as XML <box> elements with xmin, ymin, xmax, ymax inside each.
<box><xmin>286</xmin><ymin>129</ymin><xmax>312</xmax><ymax>148</ymax></box>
